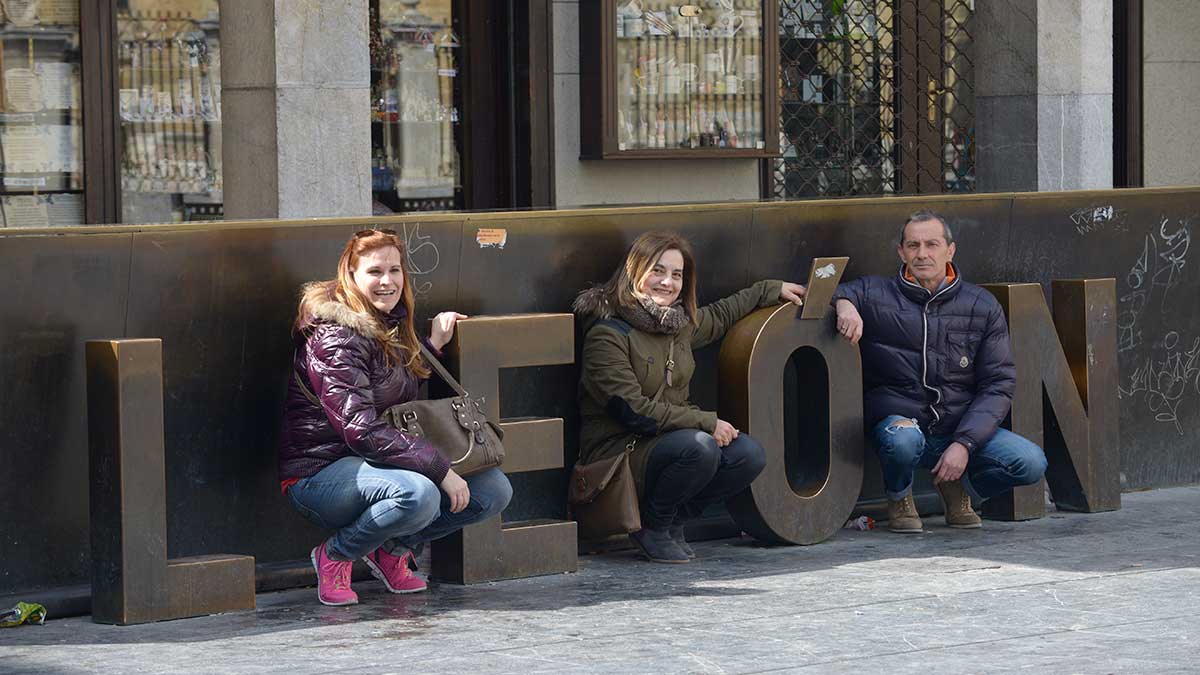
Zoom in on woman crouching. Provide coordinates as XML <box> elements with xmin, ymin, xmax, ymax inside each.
<box><xmin>278</xmin><ymin>229</ymin><xmax>512</xmax><ymax>605</ymax></box>
<box><xmin>574</xmin><ymin>231</ymin><xmax>805</xmax><ymax>563</ymax></box>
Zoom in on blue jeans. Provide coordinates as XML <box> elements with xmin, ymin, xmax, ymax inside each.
<box><xmin>873</xmin><ymin>415</ymin><xmax>1047</xmax><ymax>502</ymax></box>
<box><xmin>287</xmin><ymin>457</ymin><xmax>513</xmax><ymax>561</ymax></box>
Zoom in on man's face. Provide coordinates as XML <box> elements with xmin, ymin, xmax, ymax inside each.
<box><xmin>897</xmin><ymin>218</ymin><xmax>956</xmax><ymax>287</ymax></box>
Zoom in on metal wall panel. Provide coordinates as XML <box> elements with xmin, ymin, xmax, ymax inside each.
<box><xmin>1</xmin><ymin>188</ymin><xmax>1197</xmax><ymax>599</ymax></box>
<box><xmin>1006</xmin><ymin>191</ymin><xmax>1200</xmax><ymax>489</ymax></box>
<box><xmin>0</xmin><ymin>233</ymin><xmax>132</xmax><ymax>593</ymax></box>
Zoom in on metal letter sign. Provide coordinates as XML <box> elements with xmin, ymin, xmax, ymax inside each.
<box><xmin>718</xmin><ymin>258</ymin><xmax>864</xmax><ymax>544</ymax></box>
<box><xmin>86</xmin><ymin>339</ymin><xmax>255</xmax><ymax>625</ymax></box>
<box><xmin>431</xmin><ymin>314</ymin><xmax>579</xmax><ymax>583</ymax></box>
<box><xmin>982</xmin><ymin>281</ymin><xmax>1121</xmax><ymax>519</ymax></box>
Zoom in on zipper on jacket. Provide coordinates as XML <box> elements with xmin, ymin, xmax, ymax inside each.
<box><xmin>903</xmin><ymin>269</ymin><xmax>959</xmax><ymax>427</ymax></box>
<box><xmin>920</xmin><ymin>303</ymin><xmax>942</xmax><ymax>425</ymax></box>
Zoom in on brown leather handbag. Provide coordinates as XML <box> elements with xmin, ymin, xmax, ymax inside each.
<box><xmin>296</xmin><ymin>343</ymin><xmax>505</xmax><ymax>477</ymax></box>
<box><xmin>568</xmin><ymin>338</ymin><xmax>675</xmax><ymax>539</ymax></box>
<box><xmin>568</xmin><ymin>439</ymin><xmax>642</xmax><ymax>540</ymax></box>
<box><xmin>382</xmin><ymin>343</ymin><xmax>504</xmax><ymax>477</ymax></box>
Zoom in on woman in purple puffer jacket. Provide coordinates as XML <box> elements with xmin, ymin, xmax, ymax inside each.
<box><xmin>278</xmin><ymin>229</ymin><xmax>512</xmax><ymax>606</ymax></box>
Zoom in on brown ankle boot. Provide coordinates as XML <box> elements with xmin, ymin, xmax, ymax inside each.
<box><xmin>886</xmin><ymin>493</ymin><xmax>924</xmax><ymax>533</ymax></box>
<box><xmin>937</xmin><ymin>480</ymin><xmax>982</xmax><ymax>529</ymax></box>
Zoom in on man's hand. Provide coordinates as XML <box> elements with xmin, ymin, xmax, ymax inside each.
<box><xmin>440</xmin><ymin>468</ymin><xmax>471</xmax><ymax>513</ymax></box>
<box><xmin>835</xmin><ymin>299</ymin><xmax>864</xmax><ymax>345</ymax></box>
<box><xmin>713</xmin><ymin>419</ymin><xmax>739</xmax><ymax>448</ymax></box>
<box><xmin>931</xmin><ymin>442</ymin><xmax>969</xmax><ymax>484</ymax></box>
<box><xmin>780</xmin><ymin>282</ymin><xmax>807</xmax><ymax>306</ymax></box>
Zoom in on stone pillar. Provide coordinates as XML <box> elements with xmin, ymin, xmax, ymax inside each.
<box><xmin>1143</xmin><ymin>0</ymin><xmax>1200</xmax><ymax>186</ymax></box>
<box><xmin>220</xmin><ymin>0</ymin><xmax>372</xmax><ymax>220</ymax></box>
<box><xmin>976</xmin><ymin>0</ymin><xmax>1113</xmax><ymax>193</ymax></box>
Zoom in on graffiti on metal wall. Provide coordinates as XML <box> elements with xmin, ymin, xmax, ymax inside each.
<box><xmin>1070</xmin><ymin>205</ymin><xmax>1127</xmax><ymax>236</ymax></box>
<box><xmin>402</xmin><ymin>222</ymin><xmax>440</xmax><ymax>297</ymax></box>
<box><xmin>1117</xmin><ymin>216</ymin><xmax>1196</xmax><ymax>434</ymax></box>
<box><xmin>1120</xmin><ymin>331</ymin><xmax>1200</xmax><ymax>435</ymax></box>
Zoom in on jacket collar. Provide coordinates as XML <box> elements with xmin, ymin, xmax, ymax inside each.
<box><xmin>302</xmin><ymin>281</ymin><xmax>405</xmax><ymax>338</ymax></box>
<box><xmin>897</xmin><ymin>262</ymin><xmax>962</xmax><ymax>304</ymax></box>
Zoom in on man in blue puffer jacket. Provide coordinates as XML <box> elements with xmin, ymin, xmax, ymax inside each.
<box><xmin>832</xmin><ymin>210</ymin><xmax>1047</xmax><ymax>533</ymax></box>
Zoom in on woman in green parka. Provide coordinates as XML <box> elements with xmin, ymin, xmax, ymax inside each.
<box><xmin>574</xmin><ymin>231</ymin><xmax>806</xmax><ymax>563</ymax></box>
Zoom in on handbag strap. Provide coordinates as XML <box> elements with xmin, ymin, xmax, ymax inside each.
<box><xmin>291</xmin><ymin>340</ymin><xmax>471</xmax><ymax>408</ymax></box>
<box><xmin>295</xmin><ymin>369</ymin><xmax>322</xmax><ymax>408</ymax></box>
<box><xmin>417</xmin><ymin>342</ymin><xmax>470</xmax><ymax>398</ymax></box>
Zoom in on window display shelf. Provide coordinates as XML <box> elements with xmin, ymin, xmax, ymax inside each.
<box><xmin>580</xmin><ymin>0</ymin><xmax>779</xmax><ymax>159</ymax></box>
<box><xmin>0</xmin><ymin>26</ymin><xmax>77</xmax><ymax>40</ymax></box>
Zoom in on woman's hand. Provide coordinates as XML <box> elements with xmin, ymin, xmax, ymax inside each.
<box><xmin>713</xmin><ymin>419</ymin><xmax>739</xmax><ymax>448</ymax></box>
<box><xmin>780</xmin><ymin>282</ymin><xmax>807</xmax><ymax>306</ymax></box>
<box><xmin>440</xmin><ymin>468</ymin><xmax>471</xmax><ymax>513</ymax></box>
<box><xmin>430</xmin><ymin>311</ymin><xmax>469</xmax><ymax>350</ymax></box>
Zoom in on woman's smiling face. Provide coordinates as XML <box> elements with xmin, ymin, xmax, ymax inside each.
<box><xmin>637</xmin><ymin>248</ymin><xmax>685</xmax><ymax>307</ymax></box>
<box><xmin>353</xmin><ymin>246</ymin><xmax>405</xmax><ymax>313</ymax></box>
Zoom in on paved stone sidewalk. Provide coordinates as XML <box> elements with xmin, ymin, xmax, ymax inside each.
<box><xmin>2</xmin><ymin>486</ymin><xmax>1198</xmax><ymax>674</ymax></box>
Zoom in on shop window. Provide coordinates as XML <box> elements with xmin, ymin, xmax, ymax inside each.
<box><xmin>370</xmin><ymin>0</ymin><xmax>462</xmax><ymax>214</ymax></box>
<box><xmin>117</xmin><ymin>0</ymin><xmax>221</xmax><ymax>223</ymax></box>
<box><xmin>770</xmin><ymin>0</ymin><xmax>974</xmax><ymax>198</ymax></box>
<box><xmin>0</xmin><ymin>0</ymin><xmax>84</xmax><ymax>227</ymax></box>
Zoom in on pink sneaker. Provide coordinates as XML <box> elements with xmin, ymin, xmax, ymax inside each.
<box><xmin>310</xmin><ymin>544</ymin><xmax>358</xmax><ymax>606</ymax></box>
<box><xmin>363</xmin><ymin>547</ymin><xmax>427</xmax><ymax>594</ymax></box>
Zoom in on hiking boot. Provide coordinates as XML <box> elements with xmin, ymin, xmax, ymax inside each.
<box><xmin>886</xmin><ymin>493</ymin><xmax>924</xmax><ymax>533</ymax></box>
<box><xmin>668</xmin><ymin>524</ymin><xmax>695</xmax><ymax>559</ymax></box>
<box><xmin>630</xmin><ymin>527</ymin><xmax>690</xmax><ymax>563</ymax></box>
<box><xmin>937</xmin><ymin>480</ymin><xmax>983</xmax><ymax>529</ymax></box>
<box><xmin>364</xmin><ymin>547</ymin><xmax>427</xmax><ymax>594</ymax></box>
<box><xmin>311</xmin><ymin>543</ymin><xmax>358</xmax><ymax>606</ymax></box>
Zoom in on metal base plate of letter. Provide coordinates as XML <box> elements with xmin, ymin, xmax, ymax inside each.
<box><xmin>719</xmin><ymin>305</ymin><xmax>865</xmax><ymax>545</ymax></box>
<box><xmin>87</xmin><ymin>339</ymin><xmax>255</xmax><ymax>624</ymax></box>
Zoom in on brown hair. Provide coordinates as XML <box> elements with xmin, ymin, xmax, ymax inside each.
<box><xmin>599</xmin><ymin>231</ymin><xmax>699</xmax><ymax>325</ymax></box>
<box><xmin>295</xmin><ymin>229</ymin><xmax>430</xmax><ymax>378</ymax></box>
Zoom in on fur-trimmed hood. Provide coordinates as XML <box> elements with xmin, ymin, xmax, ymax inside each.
<box><xmin>298</xmin><ymin>281</ymin><xmax>404</xmax><ymax>340</ymax></box>
<box><xmin>572</xmin><ymin>286</ymin><xmax>614</xmax><ymax>320</ymax></box>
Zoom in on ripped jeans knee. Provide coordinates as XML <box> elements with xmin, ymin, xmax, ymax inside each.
<box><xmin>873</xmin><ymin>415</ymin><xmax>926</xmax><ymax>466</ymax></box>
<box><xmin>884</xmin><ymin>417</ymin><xmax>920</xmax><ymax>434</ymax></box>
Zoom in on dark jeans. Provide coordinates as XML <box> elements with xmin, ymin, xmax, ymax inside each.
<box><xmin>640</xmin><ymin>429</ymin><xmax>767</xmax><ymax>530</ymax></box>
<box><xmin>288</xmin><ymin>457</ymin><xmax>513</xmax><ymax>561</ymax></box>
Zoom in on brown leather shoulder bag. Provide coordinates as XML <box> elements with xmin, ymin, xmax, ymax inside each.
<box><xmin>296</xmin><ymin>343</ymin><xmax>505</xmax><ymax>477</ymax></box>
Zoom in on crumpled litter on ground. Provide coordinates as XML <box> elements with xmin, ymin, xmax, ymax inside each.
<box><xmin>1</xmin><ymin>602</ymin><xmax>47</xmax><ymax>627</ymax></box>
<box><xmin>843</xmin><ymin>515</ymin><xmax>876</xmax><ymax>531</ymax></box>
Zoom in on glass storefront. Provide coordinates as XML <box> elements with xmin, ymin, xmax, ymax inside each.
<box><xmin>0</xmin><ymin>1</ymin><xmax>503</xmax><ymax>226</ymax></box>
<box><xmin>0</xmin><ymin>0</ymin><xmax>84</xmax><ymax>227</ymax></box>
<box><xmin>370</xmin><ymin>0</ymin><xmax>462</xmax><ymax>213</ymax></box>
<box><xmin>613</xmin><ymin>0</ymin><xmax>767</xmax><ymax>152</ymax></box>
<box><xmin>118</xmin><ymin>0</ymin><xmax>222</xmax><ymax>223</ymax></box>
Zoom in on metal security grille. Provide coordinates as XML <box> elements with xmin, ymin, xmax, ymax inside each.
<box><xmin>772</xmin><ymin>0</ymin><xmax>974</xmax><ymax>198</ymax></box>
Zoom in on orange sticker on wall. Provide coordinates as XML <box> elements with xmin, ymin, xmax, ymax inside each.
<box><xmin>476</xmin><ymin>228</ymin><xmax>507</xmax><ymax>249</ymax></box>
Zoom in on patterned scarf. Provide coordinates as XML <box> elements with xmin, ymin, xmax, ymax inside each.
<box><xmin>616</xmin><ymin>294</ymin><xmax>690</xmax><ymax>335</ymax></box>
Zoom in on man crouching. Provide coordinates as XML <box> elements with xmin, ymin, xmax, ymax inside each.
<box><xmin>832</xmin><ymin>210</ymin><xmax>1047</xmax><ymax>533</ymax></box>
